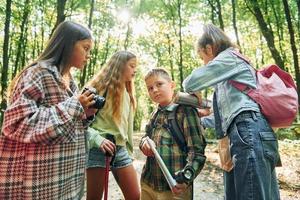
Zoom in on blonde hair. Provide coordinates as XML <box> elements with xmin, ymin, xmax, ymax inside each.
<box><xmin>144</xmin><ymin>68</ymin><xmax>172</xmax><ymax>82</ymax></box>
<box><xmin>86</xmin><ymin>50</ymin><xmax>136</xmax><ymax>124</ymax></box>
<box><xmin>197</xmin><ymin>24</ymin><xmax>235</xmax><ymax>56</ymax></box>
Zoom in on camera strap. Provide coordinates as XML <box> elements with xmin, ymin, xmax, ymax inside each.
<box><xmin>102</xmin><ymin>89</ymin><xmax>108</xmax><ymax>98</ymax></box>
<box><xmin>94</xmin><ymin>89</ymin><xmax>108</xmax><ymax>116</ymax></box>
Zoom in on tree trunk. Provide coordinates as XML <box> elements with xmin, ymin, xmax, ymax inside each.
<box><xmin>216</xmin><ymin>0</ymin><xmax>224</xmax><ymax>30</ymax></box>
<box><xmin>207</xmin><ymin>0</ymin><xmax>223</xmax><ymax>30</ymax></box>
<box><xmin>88</xmin><ymin>41</ymin><xmax>99</xmax><ymax>80</ymax></box>
<box><xmin>282</xmin><ymin>0</ymin><xmax>300</xmax><ymax>108</ymax></box>
<box><xmin>51</xmin><ymin>0</ymin><xmax>67</xmax><ymax>35</ymax></box>
<box><xmin>13</xmin><ymin>0</ymin><xmax>31</xmax><ymax>79</ymax></box>
<box><xmin>270</xmin><ymin>0</ymin><xmax>287</xmax><ymax>68</ymax></box>
<box><xmin>161</xmin><ymin>0</ymin><xmax>183</xmax><ymax>89</ymax></box>
<box><xmin>1</xmin><ymin>0</ymin><xmax>12</xmax><ymax>122</ymax></box>
<box><xmin>296</xmin><ymin>0</ymin><xmax>300</xmax><ymax>35</ymax></box>
<box><xmin>246</xmin><ymin>0</ymin><xmax>284</xmax><ymax>68</ymax></box>
<box><xmin>260</xmin><ymin>34</ymin><xmax>265</xmax><ymax>66</ymax></box>
<box><xmin>80</xmin><ymin>0</ymin><xmax>95</xmax><ymax>87</ymax></box>
<box><xmin>231</xmin><ymin>0</ymin><xmax>241</xmax><ymax>48</ymax></box>
<box><xmin>124</xmin><ymin>23</ymin><xmax>131</xmax><ymax>50</ymax></box>
<box><xmin>166</xmin><ymin>34</ymin><xmax>175</xmax><ymax>81</ymax></box>
<box><xmin>88</xmin><ymin>0</ymin><xmax>94</xmax><ymax>29</ymax></box>
<box><xmin>32</xmin><ymin>19</ymin><xmax>39</xmax><ymax>59</ymax></box>
<box><xmin>99</xmin><ymin>34</ymin><xmax>111</xmax><ymax>68</ymax></box>
<box><xmin>177</xmin><ymin>0</ymin><xmax>184</xmax><ymax>91</ymax></box>
<box><xmin>207</xmin><ymin>0</ymin><xmax>216</xmax><ymax>25</ymax></box>
<box><xmin>21</xmin><ymin>27</ymin><xmax>29</xmax><ymax>68</ymax></box>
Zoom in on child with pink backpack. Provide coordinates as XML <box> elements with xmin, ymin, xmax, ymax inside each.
<box><xmin>183</xmin><ymin>24</ymin><xmax>298</xmax><ymax>200</ymax></box>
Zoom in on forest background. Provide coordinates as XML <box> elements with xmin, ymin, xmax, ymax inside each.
<box><xmin>1</xmin><ymin>0</ymin><xmax>300</xmax><ymax>139</ymax></box>
<box><xmin>1</xmin><ymin>0</ymin><xmax>300</xmax><ymax>198</ymax></box>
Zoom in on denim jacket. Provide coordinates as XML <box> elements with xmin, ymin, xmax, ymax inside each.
<box><xmin>183</xmin><ymin>47</ymin><xmax>260</xmax><ymax>138</ymax></box>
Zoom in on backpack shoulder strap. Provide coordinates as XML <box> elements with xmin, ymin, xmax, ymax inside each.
<box><xmin>145</xmin><ymin>109</ymin><xmax>160</xmax><ymax>137</ymax></box>
<box><xmin>146</xmin><ymin>105</ymin><xmax>190</xmax><ymax>153</ymax></box>
<box><xmin>165</xmin><ymin>104</ymin><xmax>188</xmax><ymax>153</ymax></box>
<box><xmin>229</xmin><ymin>50</ymin><xmax>257</xmax><ymax>93</ymax></box>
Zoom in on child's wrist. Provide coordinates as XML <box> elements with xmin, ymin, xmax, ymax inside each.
<box><xmin>139</xmin><ymin>137</ymin><xmax>147</xmax><ymax>150</ymax></box>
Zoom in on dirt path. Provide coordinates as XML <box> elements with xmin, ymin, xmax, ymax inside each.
<box><xmin>82</xmin><ymin>132</ymin><xmax>300</xmax><ymax>199</ymax></box>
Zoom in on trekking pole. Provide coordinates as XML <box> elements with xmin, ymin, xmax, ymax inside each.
<box><xmin>103</xmin><ymin>155</ymin><xmax>111</xmax><ymax>200</ymax></box>
<box><xmin>103</xmin><ymin>135</ymin><xmax>115</xmax><ymax>200</ymax></box>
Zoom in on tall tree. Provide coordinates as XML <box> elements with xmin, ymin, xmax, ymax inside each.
<box><xmin>231</xmin><ymin>0</ymin><xmax>241</xmax><ymax>48</ymax></box>
<box><xmin>51</xmin><ymin>0</ymin><xmax>67</xmax><ymax>34</ymax></box>
<box><xmin>282</xmin><ymin>0</ymin><xmax>300</xmax><ymax>106</ymax></box>
<box><xmin>207</xmin><ymin>0</ymin><xmax>224</xmax><ymax>30</ymax></box>
<box><xmin>88</xmin><ymin>0</ymin><xmax>94</xmax><ymax>28</ymax></box>
<box><xmin>123</xmin><ymin>23</ymin><xmax>132</xmax><ymax>50</ymax></box>
<box><xmin>270</xmin><ymin>0</ymin><xmax>287</xmax><ymax>66</ymax></box>
<box><xmin>297</xmin><ymin>0</ymin><xmax>300</xmax><ymax>35</ymax></box>
<box><xmin>216</xmin><ymin>0</ymin><xmax>224</xmax><ymax>30</ymax></box>
<box><xmin>1</xmin><ymin>0</ymin><xmax>12</xmax><ymax>122</ymax></box>
<box><xmin>177</xmin><ymin>0</ymin><xmax>183</xmax><ymax>90</ymax></box>
<box><xmin>246</xmin><ymin>0</ymin><xmax>284</xmax><ymax>68</ymax></box>
<box><xmin>80</xmin><ymin>0</ymin><xmax>95</xmax><ymax>87</ymax></box>
<box><xmin>162</xmin><ymin>0</ymin><xmax>184</xmax><ymax>90</ymax></box>
<box><xmin>13</xmin><ymin>0</ymin><xmax>31</xmax><ymax>79</ymax></box>
<box><xmin>166</xmin><ymin>34</ymin><xmax>175</xmax><ymax>81</ymax></box>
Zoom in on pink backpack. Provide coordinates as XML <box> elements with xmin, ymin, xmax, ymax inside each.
<box><xmin>229</xmin><ymin>51</ymin><xmax>299</xmax><ymax>128</ymax></box>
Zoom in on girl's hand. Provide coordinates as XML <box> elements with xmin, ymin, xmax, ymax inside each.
<box><xmin>78</xmin><ymin>89</ymin><xmax>98</xmax><ymax>118</ymax></box>
<box><xmin>140</xmin><ymin>138</ymin><xmax>154</xmax><ymax>157</ymax></box>
<box><xmin>100</xmin><ymin>139</ymin><xmax>116</xmax><ymax>156</ymax></box>
<box><xmin>197</xmin><ymin>108</ymin><xmax>212</xmax><ymax>117</ymax></box>
<box><xmin>190</xmin><ymin>92</ymin><xmax>202</xmax><ymax>106</ymax></box>
<box><xmin>172</xmin><ymin>182</ymin><xmax>188</xmax><ymax>196</ymax></box>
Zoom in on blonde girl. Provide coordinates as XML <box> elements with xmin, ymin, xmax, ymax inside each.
<box><xmin>86</xmin><ymin>50</ymin><xmax>140</xmax><ymax>200</ymax></box>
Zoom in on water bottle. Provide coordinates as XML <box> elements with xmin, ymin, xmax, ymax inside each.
<box><xmin>174</xmin><ymin>92</ymin><xmax>212</xmax><ymax>108</ymax></box>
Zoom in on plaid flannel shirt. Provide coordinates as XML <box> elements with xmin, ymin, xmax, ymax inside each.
<box><xmin>141</xmin><ymin>103</ymin><xmax>206</xmax><ymax>191</ymax></box>
<box><xmin>0</xmin><ymin>62</ymin><xmax>89</xmax><ymax>199</ymax></box>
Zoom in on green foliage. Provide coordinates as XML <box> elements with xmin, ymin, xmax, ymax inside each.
<box><xmin>275</xmin><ymin>124</ymin><xmax>300</xmax><ymax>140</ymax></box>
<box><xmin>133</xmin><ymin>66</ymin><xmax>147</xmax><ymax>131</ymax></box>
<box><xmin>1</xmin><ymin>0</ymin><xmax>300</xmax><ymax>138</ymax></box>
<box><xmin>204</xmin><ymin>127</ymin><xmax>216</xmax><ymax>140</ymax></box>
<box><xmin>133</xmin><ymin>107</ymin><xmax>143</xmax><ymax>131</ymax></box>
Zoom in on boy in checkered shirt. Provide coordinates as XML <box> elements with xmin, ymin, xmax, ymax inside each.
<box><xmin>139</xmin><ymin>68</ymin><xmax>206</xmax><ymax>200</ymax></box>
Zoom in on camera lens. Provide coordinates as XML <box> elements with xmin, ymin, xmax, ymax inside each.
<box><xmin>175</xmin><ymin>167</ymin><xmax>195</xmax><ymax>184</ymax></box>
<box><xmin>92</xmin><ymin>95</ymin><xmax>106</xmax><ymax>109</ymax></box>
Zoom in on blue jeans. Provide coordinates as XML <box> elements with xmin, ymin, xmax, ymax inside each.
<box><xmin>87</xmin><ymin>146</ymin><xmax>133</xmax><ymax>169</ymax></box>
<box><xmin>225</xmin><ymin>111</ymin><xmax>280</xmax><ymax>200</ymax></box>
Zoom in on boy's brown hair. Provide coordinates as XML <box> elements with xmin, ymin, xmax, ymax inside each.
<box><xmin>144</xmin><ymin>68</ymin><xmax>172</xmax><ymax>82</ymax></box>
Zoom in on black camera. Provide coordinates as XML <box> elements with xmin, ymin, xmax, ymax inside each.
<box><xmin>175</xmin><ymin>166</ymin><xmax>195</xmax><ymax>184</ymax></box>
<box><xmin>82</xmin><ymin>87</ymin><xmax>106</xmax><ymax>109</ymax></box>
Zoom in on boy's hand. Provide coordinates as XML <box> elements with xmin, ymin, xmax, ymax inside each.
<box><xmin>172</xmin><ymin>182</ymin><xmax>188</xmax><ymax>195</ymax></box>
<box><xmin>140</xmin><ymin>137</ymin><xmax>154</xmax><ymax>157</ymax></box>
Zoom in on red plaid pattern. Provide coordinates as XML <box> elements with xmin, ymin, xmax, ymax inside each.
<box><xmin>0</xmin><ymin>63</ymin><xmax>88</xmax><ymax>199</ymax></box>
